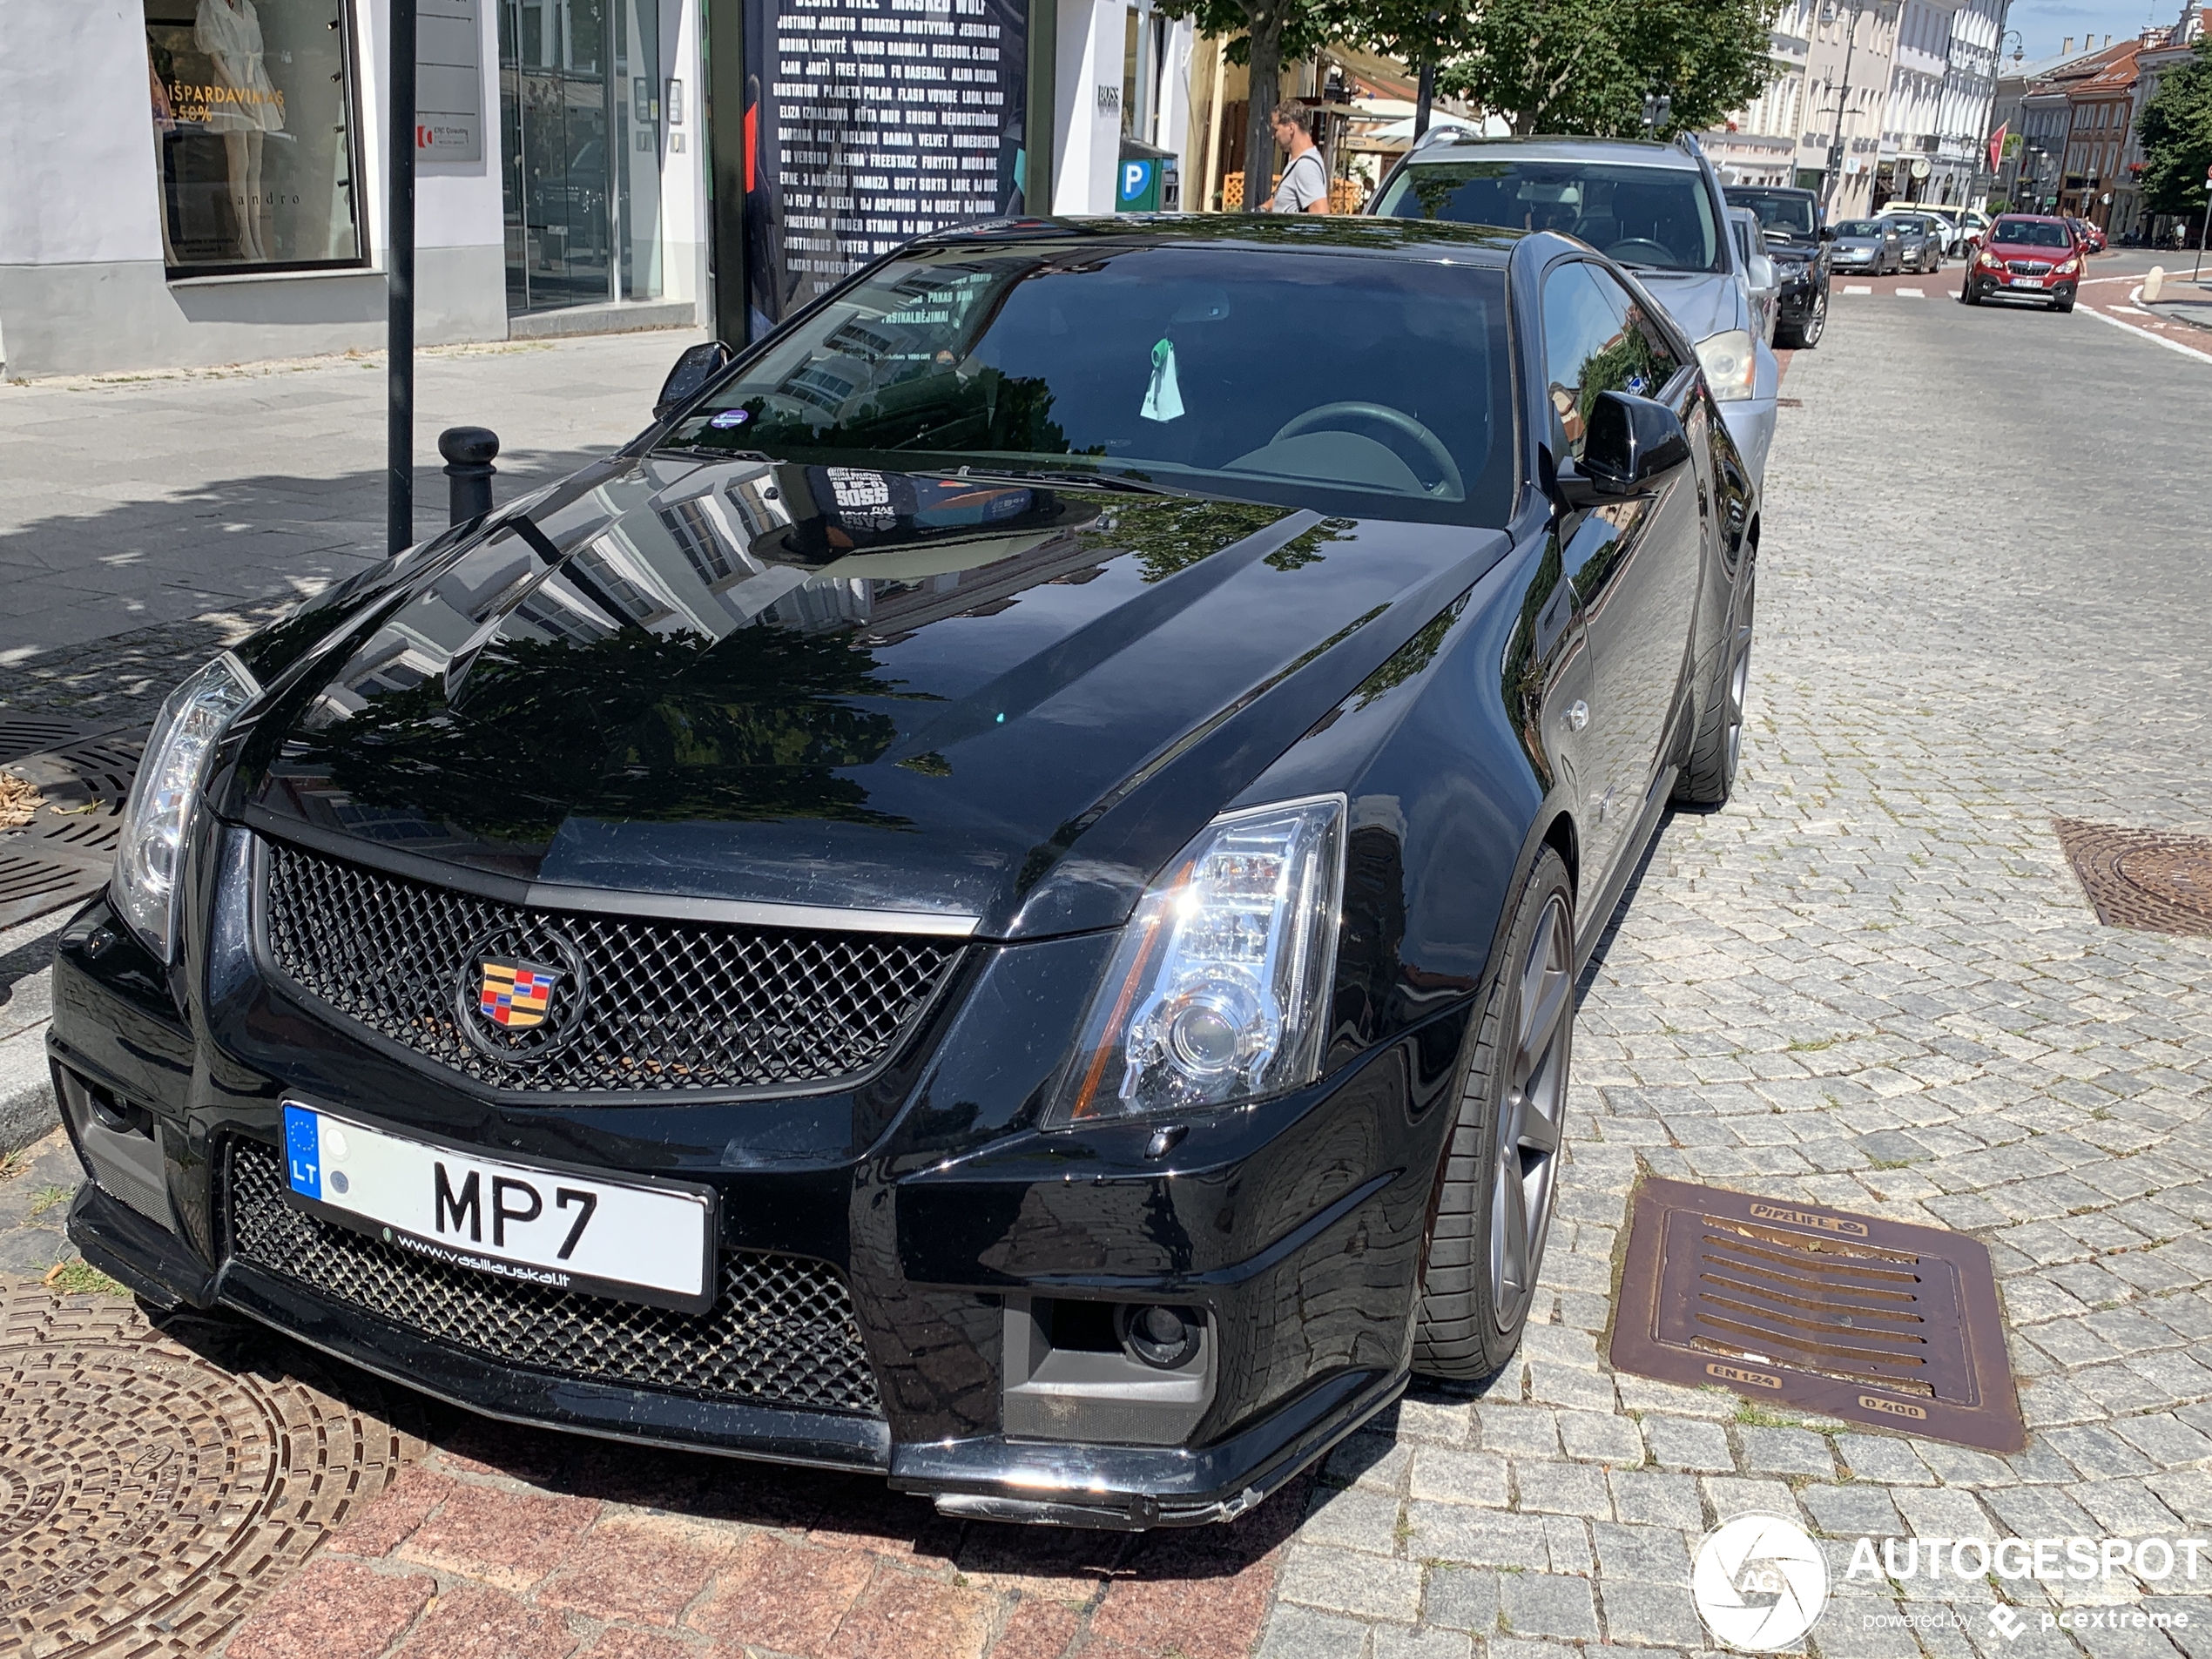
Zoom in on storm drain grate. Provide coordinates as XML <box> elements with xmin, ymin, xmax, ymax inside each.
<box><xmin>1609</xmin><ymin>1177</ymin><xmax>2024</xmax><ymax>1452</ymax></box>
<box><xmin>2054</xmin><ymin>818</ymin><xmax>2212</xmax><ymax>938</ymax></box>
<box><xmin>0</xmin><ymin>728</ymin><xmax>145</xmax><ymax>929</ymax></box>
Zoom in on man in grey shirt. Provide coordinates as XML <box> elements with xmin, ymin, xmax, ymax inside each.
<box><xmin>1267</xmin><ymin>104</ymin><xmax>1330</xmax><ymax>213</ymax></box>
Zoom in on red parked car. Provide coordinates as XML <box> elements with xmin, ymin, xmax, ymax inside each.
<box><xmin>1964</xmin><ymin>215</ymin><xmax>2086</xmax><ymax>312</ymax></box>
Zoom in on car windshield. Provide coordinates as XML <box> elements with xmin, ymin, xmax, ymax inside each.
<box><xmin>1725</xmin><ymin>190</ymin><xmax>1818</xmax><ymax>239</ymax></box>
<box><xmin>1835</xmin><ymin>220</ymin><xmax>1886</xmax><ymax>237</ymax></box>
<box><xmin>1374</xmin><ymin>158</ymin><xmax>1723</xmax><ymax>273</ymax></box>
<box><xmin>1993</xmin><ymin>219</ymin><xmax>2072</xmax><ymax>248</ymax></box>
<box><xmin>1881</xmin><ymin>217</ymin><xmax>1928</xmax><ymax>233</ymax></box>
<box><xmin>661</xmin><ymin>241</ymin><xmax>1518</xmax><ymax>527</ymax></box>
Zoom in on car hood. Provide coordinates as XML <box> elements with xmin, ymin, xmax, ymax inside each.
<box><xmin>233</xmin><ymin>454</ymin><xmax>1507</xmax><ymax>939</ymax></box>
<box><xmin>1626</xmin><ymin>270</ymin><xmax>1743</xmax><ymax>341</ymax></box>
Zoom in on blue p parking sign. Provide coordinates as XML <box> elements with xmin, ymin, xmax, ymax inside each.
<box><xmin>1117</xmin><ymin>158</ymin><xmax>1159</xmax><ymax>211</ymax></box>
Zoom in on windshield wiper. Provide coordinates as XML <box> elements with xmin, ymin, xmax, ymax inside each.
<box><xmin>929</xmin><ymin>465</ymin><xmax>1176</xmax><ymax>496</ymax></box>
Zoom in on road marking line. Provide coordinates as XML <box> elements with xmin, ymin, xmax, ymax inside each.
<box><xmin>2112</xmin><ymin>305</ymin><xmax>2155</xmax><ymax>316</ymax></box>
<box><xmin>1843</xmin><ymin>284</ymin><xmax>1872</xmax><ymax>294</ymax></box>
<box><xmin>1897</xmin><ymin>287</ymin><xmax>1925</xmax><ymax>298</ymax></box>
<box><xmin>2073</xmin><ymin>302</ymin><xmax>2212</xmax><ymax>361</ymax></box>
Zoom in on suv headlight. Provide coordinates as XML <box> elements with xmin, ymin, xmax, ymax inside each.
<box><xmin>1049</xmin><ymin>795</ymin><xmax>1345</xmax><ymax>1126</ymax></box>
<box><xmin>112</xmin><ymin>651</ymin><xmax>259</xmax><ymax>959</ymax></box>
<box><xmin>1696</xmin><ymin>329</ymin><xmax>1757</xmax><ymax>401</ymax></box>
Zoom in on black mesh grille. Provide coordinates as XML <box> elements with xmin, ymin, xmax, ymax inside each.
<box><xmin>259</xmin><ymin>837</ymin><xmax>958</xmax><ymax>1094</ymax></box>
<box><xmin>226</xmin><ymin>1138</ymin><xmax>884</xmax><ymax>1417</ymax></box>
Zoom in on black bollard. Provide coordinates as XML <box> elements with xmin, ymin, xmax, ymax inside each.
<box><xmin>438</xmin><ymin>427</ymin><xmax>500</xmax><ymax>526</ymax></box>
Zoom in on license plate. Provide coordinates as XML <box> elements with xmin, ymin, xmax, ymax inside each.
<box><xmin>280</xmin><ymin>1104</ymin><xmax>714</xmax><ymax>1312</ymax></box>
<box><xmin>2008</xmin><ymin>276</ymin><xmax>2045</xmax><ymax>288</ymax></box>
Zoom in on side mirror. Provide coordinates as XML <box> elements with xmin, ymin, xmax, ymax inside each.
<box><xmin>1819</xmin><ymin>225</ymin><xmax>1838</xmax><ymax>241</ymax></box>
<box><xmin>654</xmin><ymin>340</ymin><xmax>738</xmax><ymax>422</ymax></box>
<box><xmin>1575</xmin><ymin>390</ymin><xmax>1691</xmax><ymax>500</ymax></box>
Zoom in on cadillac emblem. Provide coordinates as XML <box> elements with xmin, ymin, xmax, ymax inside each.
<box><xmin>456</xmin><ymin>928</ymin><xmax>589</xmax><ymax>1062</ymax></box>
<box><xmin>477</xmin><ymin>959</ymin><xmax>561</xmax><ymax>1028</ymax></box>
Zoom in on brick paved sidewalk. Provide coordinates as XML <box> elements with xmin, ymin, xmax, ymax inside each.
<box><xmin>230</xmin><ymin>1416</ymin><xmax>1309</xmax><ymax>1659</ymax></box>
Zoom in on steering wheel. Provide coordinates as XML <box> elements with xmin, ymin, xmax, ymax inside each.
<box><xmin>1272</xmin><ymin>401</ymin><xmax>1466</xmax><ymax>499</ymax></box>
<box><xmin>1604</xmin><ymin>238</ymin><xmax>1676</xmax><ymax>265</ymax></box>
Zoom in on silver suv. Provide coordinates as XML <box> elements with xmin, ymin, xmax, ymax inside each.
<box><xmin>1366</xmin><ymin>133</ymin><xmax>1779</xmax><ymax>483</ymax></box>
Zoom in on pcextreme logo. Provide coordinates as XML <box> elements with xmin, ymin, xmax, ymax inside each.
<box><xmin>1692</xmin><ymin>1514</ymin><xmax>1830</xmax><ymax>1651</ymax></box>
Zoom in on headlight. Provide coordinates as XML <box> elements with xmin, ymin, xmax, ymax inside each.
<box><xmin>1979</xmin><ymin>250</ymin><xmax>2002</xmax><ymax>268</ymax></box>
<box><xmin>112</xmin><ymin>651</ymin><xmax>259</xmax><ymax>959</ymax></box>
<box><xmin>1049</xmin><ymin>795</ymin><xmax>1345</xmax><ymax>1126</ymax></box>
<box><xmin>2056</xmin><ymin>257</ymin><xmax>2080</xmax><ymax>275</ymax></box>
<box><xmin>1696</xmin><ymin>329</ymin><xmax>1757</xmax><ymax>402</ymax></box>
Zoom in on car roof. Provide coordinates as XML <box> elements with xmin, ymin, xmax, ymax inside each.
<box><xmin>917</xmin><ymin>212</ymin><xmax>1527</xmax><ymax>270</ymax></box>
<box><xmin>1399</xmin><ymin>134</ymin><xmax>1704</xmax><ymax>172</ymax></box>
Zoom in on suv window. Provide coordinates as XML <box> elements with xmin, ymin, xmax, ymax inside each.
<box><xmin>1541</xmin><ymin>262</ymin><xmax>1683</xmax><ymax>460</ymax></box>
<box><xmin>1377</xmin><ymin>158</ymin><xmax>1724</xmax><ymax>273</ymax></box>
<box><xmin>1725</xmin><ymin>189</ymin><xmax>1818</xmax><ymax>240</ymax></box>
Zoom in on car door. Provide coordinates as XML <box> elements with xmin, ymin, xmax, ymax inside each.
<box><xmin>1537</xmin><ymin>259</ymin><xmax>1706</xmax><ymax>887</ymax></box>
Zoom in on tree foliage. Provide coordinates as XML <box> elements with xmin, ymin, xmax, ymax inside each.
<box><xmin>2138</xmin><ymin>35</ymin><xmax>2212</xmax><ymax>218</ymax></box>
<box><xmin>1159</xmin><ymin>0</ymin><xmax>1344</xmax><ymax>208</ymax></box>
<box><xmin>1422</xmin><ymin>0</ymin><xmax>1780</xmax><ymax>138</ymax></box>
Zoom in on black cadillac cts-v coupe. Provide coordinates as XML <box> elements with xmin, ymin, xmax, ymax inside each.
<box><xmin>55</xmin><ymin>217</ymin><xmax>1757</xmax><ymax>1528</ymax></box>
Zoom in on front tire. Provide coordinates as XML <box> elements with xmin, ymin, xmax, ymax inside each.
<box><xmin>1782</xmin><ymin>289</ymin><xmax>1826</xmax><ymax>347</ymax></box>
<box><xmin>1674</xmin><ymin>556</ymin><xmax>1757</xmax><ymax>807</ymax></box>
<box><xmin>1413</xmin><ymin>849</ymin><xmax>1575</xmax><ymax>1382</ymax></box>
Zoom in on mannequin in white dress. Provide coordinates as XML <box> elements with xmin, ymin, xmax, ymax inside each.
<box><xmin>195</xmin><ymin>0</ymin><xmax>286</xmax><ymax>260</ymax></box>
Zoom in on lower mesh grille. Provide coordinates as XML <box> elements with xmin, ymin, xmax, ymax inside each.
<box><xmin>225</xmin><ymin>1138</ymin><xmax>883</xmax><ymax>1418</ymax></box>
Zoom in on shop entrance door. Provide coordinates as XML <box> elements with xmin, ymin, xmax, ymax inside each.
<box><xmin>500</xmin><ymin>0</ymin><xmax>662</xmax><ymax>314</ymax></box>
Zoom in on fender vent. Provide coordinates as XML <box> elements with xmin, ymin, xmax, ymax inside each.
<box><xmin>1609</xmin><ymin>1177</ymin><xmax>2023</xmax><ymax>1452</ymax></box>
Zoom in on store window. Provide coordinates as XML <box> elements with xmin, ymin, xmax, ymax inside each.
<box><xmin>143</xmin><ymin>0</ymin><xmax>368</xmax><ymax>276</ymax></box>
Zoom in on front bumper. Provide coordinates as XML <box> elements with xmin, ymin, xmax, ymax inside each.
<box><xmin>52</xmin><ymin>881</ymin><xmax>1460</xmax><ymax>1526</ymax></box>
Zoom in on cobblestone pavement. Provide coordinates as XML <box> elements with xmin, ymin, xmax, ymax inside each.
<box><xmin>5</xmin><ymin>293</ymin><xmax>2212</xmax><ymax>1659</ymax></box>
<box><xmin>1244</xmin><ymin>253</ymin><xmax>2212</xmax><ymax>1655</ymax></box>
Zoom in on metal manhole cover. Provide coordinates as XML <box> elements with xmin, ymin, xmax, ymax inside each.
<box><xmin>0</xmin><ymin>1277</ymin><xmax>417</xmax><ymax>1657</ymax></box>
<box><xmin>1609</xmin><ymin>1178</ymin><xmax>2024</xmax><ymax>1452</ymax></box>
<box><xmin>2054</xmin><ymin>818</ymin><xmax>2212</xmax><ymax>936</ymax></box>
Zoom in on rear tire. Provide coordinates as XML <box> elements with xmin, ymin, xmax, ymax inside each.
<box><xmin>1674</xmin><ymin>556</ymin><xmax>1756</xmax><ymax>807</ymax></box>
<box><xmin>1413</xmin><ymin>849</ymin><xmax>1575</xmax><ymax>1382</ymax></box>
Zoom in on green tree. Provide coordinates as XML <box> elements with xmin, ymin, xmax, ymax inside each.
<box><xmin>1432</xmin><ymin>0</ymin><xmax>1779</xmax><ymax>138</ymax></box>
<box><xmin>2138</xmin><ymin>36</ymin><xmax>2212</xmax><ymax>219</ymax></box>
<box><xmin>1157</xmin><ymin>0</ymin><xmax>1340</xmax><ymax>210</ymax></box>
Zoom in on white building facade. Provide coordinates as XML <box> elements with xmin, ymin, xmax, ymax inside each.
<box><xmin>0</xmin><ymin>0</ymin><xmax>1199</xmax><ymax>379</ymax></box>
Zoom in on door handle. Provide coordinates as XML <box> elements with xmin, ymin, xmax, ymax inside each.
<box><xmin>1564</xmin><ymin>700</ymin><xmax>1590</xmax><ymax>732</ymax></box>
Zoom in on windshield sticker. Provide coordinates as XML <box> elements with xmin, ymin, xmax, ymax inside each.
<box><xmin>710</xmin><ymin>408</ymin><xmax>752</xmax><ymax>428</ymax></box>
<box><xmin>1140</xmin><ymin>337</ymin><xmax>1185</xmax><ymax>423</ymax></box>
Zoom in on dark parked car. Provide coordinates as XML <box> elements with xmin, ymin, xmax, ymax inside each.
<box><xmin>1965</xmin><ymin>214</ymin><xmax>2086</xmax><ymax>310</ymax></box>
<box><xmin>1829</xmin><ymin>218</ymin><xmax>1904</xmax><ymax>275</ymax></box>
<box><xmin>1723</xmin><ymin>185</ymin><xmax>1831</xmax><ymax>347</ymax></box>
<box><xmin>1876</xmin><ymin>212</ymin><xmax>1946</xmax><ymax>273</ymax></box>
<box><xmin>57</xmin><ymin>217</ymin><xmax>1759</xmax><ymax>1529</ymax></box>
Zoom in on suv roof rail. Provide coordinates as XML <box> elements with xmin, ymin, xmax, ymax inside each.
<box><xmin>1411</xmin><ymin>124</ymin><xmax>1467</xmax><ymax>153</ymax></box>
<box><xmin>1674</xmin><ymin>130</ymin><xmax>1706</xmax><ymax>159</ymax></box>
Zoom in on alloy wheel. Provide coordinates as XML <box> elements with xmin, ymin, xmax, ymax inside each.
<box><xmin>1489</xmin><ymin>892</ymin><xmax>1572</xmax><ymax>1331</ymax></box>
<box><xmin>1800</xmin><ymin>293</ymin><xmax>1826</xmax><ymax>347</ymax></box>
<box><xmin>1724</xmin><ymin>566</ymin><xmax>1757</xmax><ymax>779</ymax></box>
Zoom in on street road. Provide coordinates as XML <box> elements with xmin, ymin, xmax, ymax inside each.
<box><xmin>1</xmin><ymin>281</ymin><xmax>2209</xmax><ymax>1659</ymax></box>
